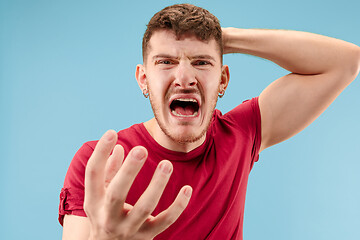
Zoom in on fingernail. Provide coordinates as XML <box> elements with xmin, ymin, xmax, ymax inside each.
<box><xmin>159</xmin><ymin>161</ymin><xmax>172</xmax><ymax>174</ymax></box>
<box><xmin>184</xmin><ymin>187</ymin><xmax>192</xmax><ymax>198</ymax></box>
<box><xmin>133</xmin><ymin>148</ymin><xmax>146</xmax><ymax>161</ymax></box>
<box><xmin>104</xmin><ymin>130</ymin><xmax>115</xmax><ymax>141</ymax></box>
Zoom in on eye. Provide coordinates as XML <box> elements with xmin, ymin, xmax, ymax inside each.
<box><xmin>193</xmin><ymin>60</ymin><xmax>211</xmax><ymax>66</ymax></box>
<box><xmin>156</xmin><ymin>60</ymin><xmax>173</xmax><ymax>65</ymax></box>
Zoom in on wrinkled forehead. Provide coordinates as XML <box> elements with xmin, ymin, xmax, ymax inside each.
<box><xmin>145</xmin><ymin>30</ymin><xmax>221</xmax><ymax>63</ymax></box>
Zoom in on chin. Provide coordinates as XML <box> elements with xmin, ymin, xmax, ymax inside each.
<box><xmin>168</xmin><ymin>133</ymin><xmax>204</xmax><ymax>144</ymax></box>
<box><xmin>163</xmin><ymin>124</ymin><xmax>208</xmax><ymax>144</ymax></box>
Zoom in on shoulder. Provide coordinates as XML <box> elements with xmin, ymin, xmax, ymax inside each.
<box><xmin>209</xmin><ymin>97</ymin><xmax>262</xmax><ymax>164</ymax></box>
<box><xmin>213</xmin><ymin>97</ymin><xmax>260</xmax><ymax>128</ymax></box>
<box><xmin>210</xmin><ymin>97</ymin><xmax>261</xmax><ymax>146</ymax></box>
<box><xmin>224</xmin><ymin>97</ymin><xmax>259</xmax><ymax>119</ymax></box>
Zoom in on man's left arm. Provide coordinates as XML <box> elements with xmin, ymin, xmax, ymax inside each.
<box><xmin>222</xmin><ymin>28</ymin><xmax>360</xmax><ymax>152</ymax></box>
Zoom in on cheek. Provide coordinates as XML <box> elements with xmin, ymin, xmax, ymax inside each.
<box><xmin>148</xmin><ymin>80</ymin><xmax>169</xmax><ymax>107</ymax></box>
<box><xmin>202</xmin><ymin>76</ymin><xmax>221</xmax><ymax>93</ymax></box>
<box><xmin>148</xmin><ymin>71</ymin><xmax>172</xmax><ymax>87</ymax></box>
<box><xmin>147</xmin><ymin>74</ymin><xmax>164</xmax><ymax>91</ymax></box>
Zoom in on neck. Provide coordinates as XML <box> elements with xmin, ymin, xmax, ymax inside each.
<box><xmin>143</xmin><ymin>118</ymin><xmax>206</xmax><ymax>153</ymax></box>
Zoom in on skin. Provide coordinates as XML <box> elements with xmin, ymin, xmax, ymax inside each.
<box><xmin>220</xmin><ymin>28</ymin><xmax>360</xmax><ymax>151</ymax></box>
<box><xmin>83</xmin><ymin>133</ymin><xmax>192</xmax><ymax>240</ymax></box>
<box><xmin>62</xmin><ymin>29</ymin><xmax>228</xmax><ymax>240</ymax></box>
<box><xmin>136</xmin><ymin>30</ymin><xmax>229</xmax><ymax>153</ymax></box>
<box><xmin>62</xmin><ymin>27</ymin><xmax>360</xmax><ymax>239</ymax></box>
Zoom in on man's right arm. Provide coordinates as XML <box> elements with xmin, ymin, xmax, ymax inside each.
<box><xmin>62</xmin><ymin>130</ymin><xmax>192</xmax><ymax>240</ymax></box>
<box><xmin>62</xmin><ymin>215</ymin><xmax>90</xmax><ymax>240</ymax></box>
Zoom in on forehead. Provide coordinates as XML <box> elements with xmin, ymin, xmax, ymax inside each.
<box><xmin>146</xmin><ymin>30</ymin><xmax>220</xmax><ymax>61</ymax></box>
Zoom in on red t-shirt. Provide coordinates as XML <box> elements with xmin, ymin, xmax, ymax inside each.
<box><xmin>59</xmin><ymin>97</ymin><xmax>261</xmax><ymax>240</ymax></box>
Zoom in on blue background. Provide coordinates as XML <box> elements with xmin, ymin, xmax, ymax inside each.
<box><xmin>1</xmin><ymin>0</ymin><xmax>359</xmax><ymax>239</ymax></box>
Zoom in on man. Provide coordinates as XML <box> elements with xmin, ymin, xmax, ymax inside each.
<box><xmin>59</xmin><ymin>3</ymin><xmax>360</xmax><ymax>240</ymax></box>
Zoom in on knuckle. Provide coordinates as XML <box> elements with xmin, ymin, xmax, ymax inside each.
<box><xmin>105</xmin><ymin>191</ymin><xmax>122</xmax><ymax>205</ymax></box>
<box><xmin>151</xmin><ymin>176</ymin><xmax>166</xmax><ymax>188</ymax></box>
<box><xmin>133</xmin><ymin>232</ymin><xmax>153</xmax><ymax>240</ymax></box>
<box><xmin>177</xmin><ymin>198</ymin><xmax>188</xmax><ymax>210</ymax></box>
<box><xmin>102</xmin><ymin>221</ymin><xmax>117</xmax><ymax>234</ymax></box>
<box><xmin>98</xmin><ymin>145</ymin><xmax>110</xmax><ymax>155</ymax></box>
<box><xmin>137</xmin><ymin>204</ymin><xmax>153</xmax><ymax>217</ymax></box>
<box><xmin>83</xmin><ymin>199</ymin><xmax>96</xmax><ymax>214</ymax></box>
<box><xmin>152</xmin><ymin>171</ymin><xmax>171</xmax><ymax>185</ymax></box>
<box><xmin>116</xmin><ymin>227</ymin><xmax>134</xmax><ymax>239</ymax></box>
<box><xmin>94</xmin><ymin>143</ymin><xmax>112</xmax><ymax>158</ymax></box>
<box><xmin>122</xmin><ymin>166</ymin><xmax>136</xmax><ymax>177</ymax></box>
<box><xmin>102</xmin><ymin>219</ymin><xmax>132</xmax><ymax>238</ymax></box>
<box><xmin>163</xmin><ymin>214</ymin><xmax>177</xmax><ymax>226</ymax></box>
<box><xmin>86</xmin><ymin>168</ymin><xmax>98</xmax><ymax>178</ymax></box>
<box><xmin>94</xmin><ymin>142</ymin><xmax>107</xmax><ymax>154</ymax></box>
<box><xmin>177</xmin><ymin>193</ymin><xmax>190</xmax><ymax>209</ymax></box>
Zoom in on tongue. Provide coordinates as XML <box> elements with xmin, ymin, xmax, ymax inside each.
<box><xmin>174</xmin><ymin>105</ymin><xmax>195</xmax><ymax>116</ymax></box>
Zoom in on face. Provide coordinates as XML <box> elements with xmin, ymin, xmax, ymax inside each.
<box><xmin>136</xmin><ymin>30</ymin><xmax>229</xmax><ymax>147</ymax></box>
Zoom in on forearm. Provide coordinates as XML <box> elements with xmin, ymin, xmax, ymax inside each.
<box><xmin>222</xmin><ymin>28</ymin><xmax>360</xmax><ymax>77</ymax></box>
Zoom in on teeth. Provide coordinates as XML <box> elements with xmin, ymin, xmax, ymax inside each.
<box><xmin>175</xmin><ymin>98</ymin><xmax>197</xmax><ymax>103</ymax></box>
<box><xmin>172</xmin><ymin>110</ymin><xmax>198</xmax><ymax>117</ymax></box>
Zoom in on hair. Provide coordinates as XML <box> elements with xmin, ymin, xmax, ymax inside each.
<box><xmin>142</xmin><ymin>4</ymin><xmax>223</xmax><ymax>62</ymax></box>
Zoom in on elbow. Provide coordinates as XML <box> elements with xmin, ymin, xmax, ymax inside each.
<box><xmin>354</xmin><ymin>47</ymin><xmax>360</xmax><ymax>80</ymax></box>
<box><xmin>349</xmin><ymin>45</ymin><xmax>360</xmax><ymax>81</ymax></box>
<box><xmin>340</xmin><ymin>45</ymin><xmax>360</xmax><ymax>84</ymax></box>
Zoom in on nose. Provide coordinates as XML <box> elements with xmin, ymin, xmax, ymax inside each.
<box><xmin>173</xmin><ymin>62</ymin><xmax>197</xmax><ymax>88</ymax></box>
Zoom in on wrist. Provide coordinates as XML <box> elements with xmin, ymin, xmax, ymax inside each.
<box><xmin>88</xmin><ymin>230</ymin><xmax>106</xmax><ymax>240</ymax></box>
<box><xmin>222</xmin><ymin>27</ymin><xmax>245</xmax><ymax>54</ymax></box>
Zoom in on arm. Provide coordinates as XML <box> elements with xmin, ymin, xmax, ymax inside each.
<box><xmin>222</xmin><ymin>28</ymin><xmax>360</xmax><ymax>152</ymax></box>
<box><xmin>62</xmin><ymin>215</ymin><xmax>90</xmax><ymax>240</ymax></box>
<box><xmin>62</xmin><ymin>130</ymin><xmax>192</xmax><ymax>240</ymax></box>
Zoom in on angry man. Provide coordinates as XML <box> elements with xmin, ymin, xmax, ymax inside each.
<box><xmin>59</xmin><ymin>3</ymin><xmax>360</xmax><ymax>240</ymax></box>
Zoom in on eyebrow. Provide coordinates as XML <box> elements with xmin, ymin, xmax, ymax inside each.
<box><xmin>152</xmin><ymin>54</ymin><xmax>217</xmax><ymax>62</ymax></box>
<box><xmin>152</xmin><ymin>54</ymin><xmax>177</xmax><ymax>61</ymax></box>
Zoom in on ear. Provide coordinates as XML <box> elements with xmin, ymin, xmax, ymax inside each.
<box><xmin>220</xmin><ymin>64</ymin><xmax>230</xmax><ymax>92</ymax></box>
<box><xmin>135</xmin><ymin>64</ymin><xmax>147</xmax><ymax>92</ymax></box>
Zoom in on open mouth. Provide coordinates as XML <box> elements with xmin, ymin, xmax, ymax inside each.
<box><xmin>170</xmin><ymin>98</ymin><xmax>199</xmax><ymax>117</ymax></box>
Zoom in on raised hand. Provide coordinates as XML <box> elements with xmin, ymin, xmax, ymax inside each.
<box><xmin>84</xmin><ymin>130</ymin><xmax>192</xmax><ymax>240</ymax></box>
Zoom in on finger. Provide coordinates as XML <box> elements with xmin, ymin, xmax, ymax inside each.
<box><xmin>105</xmin><ymin>146</ymin><xmax>148</xmax><ymax>216</ymax></box>
<box><xmin>123</xmin><ymin>202</ymin><xmax>134</xmax><ymax>215</ymax></box>
<box><xmin>104</xmin><ymin>144</ymin><xmax>124</xmax><ymax>188</ymax></box>
<box><xmin>85</xmin><ymin>130</ymin><xmax>118</xmax><ymax>205</ymax></box>
<box><xmin>144</xmin><ymin>185</ymin><xmax>192</xmax><ymax>236</ymax></box>
<box><xmin>127</xmin><ymin>160</ymin><xmax>173</xmax><ymax>229</ymax></box>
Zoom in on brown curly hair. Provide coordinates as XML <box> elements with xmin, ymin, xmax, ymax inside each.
<box><xmin>142</xmin><ymin>4</ymin><xmax>223</xmax><ymax>61</ymax></box>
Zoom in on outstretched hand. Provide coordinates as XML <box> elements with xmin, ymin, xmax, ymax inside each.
<box><xmin>84</xmin><ymin>130</ymin><xmax>192</xmax><ymax>240</ymax></box>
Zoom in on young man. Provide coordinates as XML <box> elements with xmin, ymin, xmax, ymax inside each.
<box><xmin>59</xmin><ymin>4</ymin><xmax>360</xmax><ymax>240</ymax></box>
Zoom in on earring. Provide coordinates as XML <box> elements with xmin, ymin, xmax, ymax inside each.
<box><xmin>218</xmin><ymin>90</ymin><xmax>225</xmax><ymax>98</ymax></box>
<box><xmin>142</xmin><ymin>88</ymin><xmax>149</xmax><ymax>98</ymax></box>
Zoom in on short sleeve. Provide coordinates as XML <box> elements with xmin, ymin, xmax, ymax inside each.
<box><xmin>223</xmin><ymin>97</ymin><xmax>262</xmax><ymax>164</ymax></box>
<box><xmin>58</xmin><ymin>142</ymin><xmax>95</xmax><ymax>226</ymax></box>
